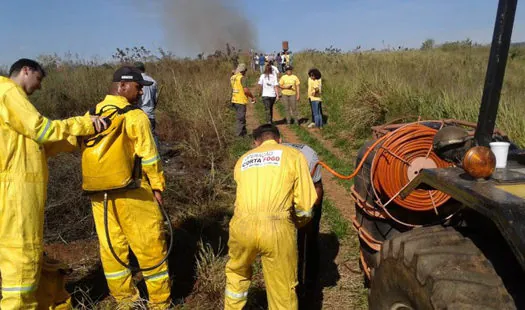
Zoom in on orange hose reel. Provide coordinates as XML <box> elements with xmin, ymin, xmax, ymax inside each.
<box><xmin>371</xmin><ymin>123</ymin><xmax>452</xmax><ymax>212</ymax></box>
<box><xmin>314</xmin><ymin>122</ymin><xmax>452</xmax><ymax>213</ymax></box>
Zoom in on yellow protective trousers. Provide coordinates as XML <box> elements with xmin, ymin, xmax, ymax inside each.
<box><xmin>90</xmin><ymin>182</ymin><xmax>171</xmax><ymax>309</ymax></box>
<box><xmin>225</xmin><ymin>213</ymin><xmax>298</xmax><ymax>310</ymax></box>
<box><xmin>0</xmin><ymin>181</ymin><xmax>45</xmax><ymax>309</ymax></box>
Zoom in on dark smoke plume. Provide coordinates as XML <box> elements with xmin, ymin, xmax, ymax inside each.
<box><xmin>161</xmin><ymin>0</ymin><xmax>258</xmax><ymax>55</ymax></box>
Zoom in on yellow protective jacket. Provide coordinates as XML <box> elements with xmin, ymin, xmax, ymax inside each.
<box><xmin>88</xmin><ymin>95</ymin><xmax>165</xmax><ymax>191</ymax></box>
<box><xmin>0</xmin><ymin>76</ymin><xmax>96</xmax><ymax>183</ymax></box>
<box><xmin>230</xmin><ymin>73</ymin><xmax>248</xmax><ymax>104</ymax></box>
<box><xmin>233</xmin><ymin>140</ymin><xmax>317</xmax><ymax>224</ymax></box>
<box><xmin>0</xmin><ymin>76</ymin><xmax>95</xmax><ymax>309</ymax></box>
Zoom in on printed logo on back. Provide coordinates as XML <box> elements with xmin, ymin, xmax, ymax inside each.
<box><xmin>241</xmin><ymin>150</ymin><xmax>283</xmax><ymax>171</ymax></box>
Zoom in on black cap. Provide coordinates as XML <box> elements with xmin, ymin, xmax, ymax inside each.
<box><xmin>112</xmin><ymin>66</ymin><xmax>153</xmax><ymax>86</ymax></box>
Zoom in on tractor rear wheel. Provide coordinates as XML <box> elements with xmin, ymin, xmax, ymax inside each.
<box><xmin>369</xmin><ymin>226</ymin><xmax>515</xmax><ymax>310</ymax></box>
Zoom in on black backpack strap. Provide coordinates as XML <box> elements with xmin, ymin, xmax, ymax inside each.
<box><xmin>119</xmin><ymin>105</ymin><xmax>141</xmax><ymax>114</ymax></box>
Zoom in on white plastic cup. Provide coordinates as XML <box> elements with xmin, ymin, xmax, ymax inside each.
<box><xmin>490</xmin><ymin>142</ymin><xmax>510</xmax><ymax>168</ymax></box>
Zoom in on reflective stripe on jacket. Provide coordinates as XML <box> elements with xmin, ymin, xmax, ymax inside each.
<box><xmin>0</xmin><ymin>76</ymin><xmax>95</xmax><ymax>183</ymax></box>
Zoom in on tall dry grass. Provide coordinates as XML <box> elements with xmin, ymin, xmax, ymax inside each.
<box><xmin>30</xmin><ymin>57</ymin><xmax>242</xmax><ymax>242</ymax></box>
<box><xmin>17</xmin><ymin>54</ymin><xmax>252</xmax><ymax>307</ymax></box>
<box><xmin>292</xmin><ymin>47</ymin><xmax>525</xmax><ymax>152</ymax></box>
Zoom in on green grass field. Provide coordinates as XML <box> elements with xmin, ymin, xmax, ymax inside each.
<box><xmin>291</xmin><ymin>46</ymin><xmax>525</xmax><ymax>154</ymax></box>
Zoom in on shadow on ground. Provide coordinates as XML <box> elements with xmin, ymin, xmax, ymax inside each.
<box><xmin>67</xmin><ymin>210</ymin><xmax>232</xmax><ymax>307</ymax></box>
<box><xmin>299</xmin><ymin>232</ymin><xmax>340</xmax><ymax>310</ymax></box>
<box><xmin>64</xmin><ymin>202</ymin><xmax>339</xmax><ymax>309</ymax></box>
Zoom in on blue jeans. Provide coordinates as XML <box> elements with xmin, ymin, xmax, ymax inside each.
<box><xmin>310</xmin><ymin>101</ymin><xmax>323</xmax><ymax>128</ymax></box>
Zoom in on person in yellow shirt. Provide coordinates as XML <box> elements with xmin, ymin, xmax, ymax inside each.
<box><xmin>224</xmin><ymin>124</ymin><xmax>317</xmax><ymax>310</ymax></box>
<box><xmin>0</xmin><ymin>58</ymin><xmax>106</xmax><ymax>309</ymax></box>
<box><xmin>283</xmin><ymin>51</ymin><xmax>291</xmax><ymax>66</ymax></box>
<box><xmin>84</xmin><ymin>66</ymin><xmax>172</xmax><ymax>309</ymax></box>
<box><xmin>230</xmin><ymin>63</ymin><xmax>256</xmax><ymax>136</ymax></box>
<box><xmin>279</xmin><ymin>65</ymin><xmax>301</xmax><ymax>125</ymax></box>
<box><xmin>307</xmin><ymin>68</ymin><xmax>323</xmax><ymax>129</ymax></box>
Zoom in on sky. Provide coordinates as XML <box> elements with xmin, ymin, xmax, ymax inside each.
<box><xmin>2</xmin><ymin>0</ymin><xmax>525</xmax><ymax>66</ymax></box>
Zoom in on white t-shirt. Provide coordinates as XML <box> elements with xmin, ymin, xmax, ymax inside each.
<box><xmin>258</xmin><ymin>74</ymin><xmax>279</xmax><ymax>97</ymax></box>
<box><xmin>283</xmin><ymin>143</ymin><xmax>322</xmax><ymax>183</ymax></box>
<box><xmin>272</xmin><ymin>65</ymin><xmax>280</xmax><ymax>76</ymax></box>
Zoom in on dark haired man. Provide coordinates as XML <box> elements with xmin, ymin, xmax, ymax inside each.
<box><xmin>224</xmin><ymin>124</ymin><xmax>317</xmax><ymax>309</ymax></box>
<box><xmin>0</xmin><ymin>58</ymin><xmax>106</xmax><ymax>309</ymax></box>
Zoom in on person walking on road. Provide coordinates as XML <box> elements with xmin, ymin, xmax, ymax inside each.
<box><xmin>276</xmin><ymin>53</ymin><xmax>282</xmax><ymax>72</ymax></box>
<box><xmin>257</xmin><ymin>64</ymin><xmax>280</xmax><ymax>124</ymax></box>
<box><xmin>134</xmin><ymin>62</ymin><xmax>160</xmax><ymax>147</ymax></box>
<box><xmin>0</xmin><ymin>58</ymin><xmax>106</xmax><ymax>309</ymax></box>
<box><xmin>259</xmin><ymin>54</ymin><xmax>266</xmax><ymax>74</ymax></box>
<box><xmin>280</xmin><ymin>52</ymin><xmax>287</xmax><ymax>73</ymax></box>
<box><xmin>230</xmin><ymin>63</ymin><xmax>256</xmax><ymax>137</ymax></box>
<box><xmin>269</xmin><ymin>60</ymin><xmax>280</xmax><ymax>78</ymax></box>
<box><xmin>253</xmin><ymin>53</ymin><xmax>259</xmax><ymax>71</ymax></box>
<box><xmin>283</xmin><ymin>143</ymin><xmax>324</xmax><ymax>300</ymax></box>
<box><xmin>307</xmin><ymin>68</ymin><xmax>323</xmax><ymax>129</ymax></box>
<box><xmin>279</xmin><ymin>65</ymin><xmax>301</xmax><ymax>125</ymax></box>
<box><xmin>84</xmin><ymin>66</ymin><xmax>171</xmax><ymax>309</ymax></box>
<box><xmin>224</xmin><ymin>124</ymin><xmax>317</xmax><ymax>310</ymax></box>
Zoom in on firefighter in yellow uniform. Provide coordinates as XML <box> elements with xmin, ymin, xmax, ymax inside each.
<box><xmin>0</xmin><ymin>58</ymin><xmax>105</xmax><ymax>309</ymax></box>
<box><xmin>225</xmin><ymin>124</ymin><xmax>317</xmax><ymax>310</ymax></box>
<box><xmin>230</xmin><ymin>63</ymin><xmax>255</xmax><ymax>137</ymax></box>
<box><xmin>86</xmin><ymin>67</ymin><xmax>171</xmax><ymax>309</ymax></box>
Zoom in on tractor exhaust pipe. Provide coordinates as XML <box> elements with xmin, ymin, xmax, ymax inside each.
<box><xmin>474</xmin><ymin>0</ymin><xmax>518</xmax><ymax>147</ymax></box>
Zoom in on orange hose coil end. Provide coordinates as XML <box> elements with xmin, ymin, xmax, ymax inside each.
<box><xmin>371</xmin><ymin>123</ymin><xmax>452</xmax><ymax>211</ymax></box>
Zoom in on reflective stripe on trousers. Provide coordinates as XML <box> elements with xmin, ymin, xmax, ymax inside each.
<box><xmin>91</xmin><ymin>182</ymin><xmax>171</xmax><ymax>308</ymax></box>
<box><xmin>225</xmin><ymin>214</ymin><xmax>298</xmax><ymax>310</ymax></box>
<box><xmin>225</xmin><ymin>289</ymin><xmax>248</xmax><ymax>300</ymax></box>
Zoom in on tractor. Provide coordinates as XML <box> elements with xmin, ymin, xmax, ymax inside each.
<box><xmin>350</xmin><ymin>0</ymin><xmax>525</xmax><ymax>308</ymax></box>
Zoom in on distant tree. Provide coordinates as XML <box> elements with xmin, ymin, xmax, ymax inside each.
<box><xmin>158</xmin><ymin>48</ymin><xmax>175</xmax><ymax>60</ymax></box>
<box><xmin>421</xmin><ymin>39</ymin><xmax>435</xmax><ymax>50</ymax></box>
<box><xmin>112</xmin><ymin>46</ymin><xmax>156</xmax><ymax>63</ymax></box>
<box><xmin>440</xmin><ymin>38</ymin><xmax>474</xmax><ymax>52</ymax></box>
<box><xmin>37</xmin><ymin>54</ymin><xmax>62</xmax><ymax>69</ymax></box>
<box><xmin>324</xmin><ymin>45</ymin><xmax>342</xmax><ymax>55</ymax></box>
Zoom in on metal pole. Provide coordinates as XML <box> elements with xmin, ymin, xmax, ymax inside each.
<box><xmin>474</xmin><ymin>0</ymin><xmax>518</xmax><ymax>147</ymax></box>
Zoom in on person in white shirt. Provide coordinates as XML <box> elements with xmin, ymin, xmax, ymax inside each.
<box><xmin>282</xmin><ymin>143</ymin><xmax>323</xmax><ymax>300</ymax></box>
<box><xmin>268</xmin><ymin>60</ymin><xmax>280</xmax><ymax>78</ymax></box>
<box><xmin>257</xmin><ymin>64</ymin><xmax>280</xmax><ymax>124</ymax></box>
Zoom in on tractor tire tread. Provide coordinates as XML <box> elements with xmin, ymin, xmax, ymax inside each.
<box><xmin>369</xmin><ymin>226</ymin><xmax>516</xmax><ymax>310</ymax></box>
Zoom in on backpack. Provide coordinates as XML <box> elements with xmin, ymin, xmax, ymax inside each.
<box><xmin>81</xmin><ymin>104</ymin><xmax>142</xmax><ymax>194</ymax></box>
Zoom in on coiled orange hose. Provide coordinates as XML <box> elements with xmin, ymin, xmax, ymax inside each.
<box><xmin>371</xmin><ymin>123</ymin><xmax>452</xmax><ymax>211</ymax></box>
<box><xmin>312</xmin><ymin>122</ymin><xmax>452</xmax><ymax>213</ymax></box>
